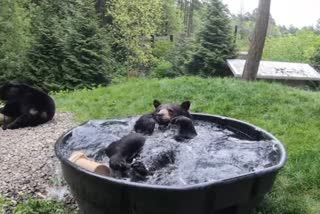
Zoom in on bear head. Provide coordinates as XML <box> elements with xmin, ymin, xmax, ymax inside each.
<box><xmin>0</xmin><ymin>82</ymin><xmax>23</xmax><ymax>101</ymax></box>
<box><xmin>152</xmin><ymin>100</ymin><xmax>191</xmax><ymax>126</ymax></box>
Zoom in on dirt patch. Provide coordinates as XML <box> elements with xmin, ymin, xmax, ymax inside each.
<box><xmin>0</xmin><ymin>112</ymin><xmax>77</xmax><ymax>202</ymax></box>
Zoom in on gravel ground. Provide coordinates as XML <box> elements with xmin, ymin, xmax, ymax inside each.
<box><xmin>0</xmin><ymin>112</ymin><xmax>77</xmax><ymax>202</ymax></box>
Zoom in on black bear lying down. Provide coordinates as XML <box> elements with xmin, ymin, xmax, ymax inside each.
<box><xmin>104</xmin><ymin>100</ymin><xmax>197</xmax><ymax>180</ymax></box>
<box><xmin>0</xmin><ymin>82</ymin><xmax>55</xmax><ymax>130</ymax></box>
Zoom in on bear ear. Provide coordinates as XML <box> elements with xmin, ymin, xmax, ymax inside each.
<box><xmin>181</xmin><ymin>101</ymin><xmax>191</xmax><ymax>111</ymax></box>
<box><xmin>153</xmin><ymin>100</ymin><xmax>161</xmax><ymax>108</ymax></box>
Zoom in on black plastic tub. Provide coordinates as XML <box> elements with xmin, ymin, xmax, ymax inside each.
<box><xmin>55</xmin><ymin>113</ymin><xmax>287</xmax><ymax>214</ymax></box>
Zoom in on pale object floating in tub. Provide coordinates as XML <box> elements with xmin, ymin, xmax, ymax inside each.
<box><xmin>69</xmin><ymin>151</ymin><xmax>111</xmax><ymax>176</ymax></box>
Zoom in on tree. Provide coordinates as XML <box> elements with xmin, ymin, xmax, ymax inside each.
<box><xmin>187</xmin><ymin>0</ymin><xmax>236</xmax><ymax>76</ymax></box>
<box><xmin>288</xmin><ymin>25</ymin><xmax>299</xmax><ymax>34</ymax></box>
<box><xmin>159</xmin><ymin>0</ymin><xmax>184</xmax><ymax>35</ymax></box>
<box><xmin>25</xmin><ymin>0</ymin><xmax>113</xmax><ymax>91</ymax></box>
<box><xmin>106</xmin><ymin>0</ymin><xmax>163</xmax><ymax>74</ymax></box>
<box><xmin>242</xmin><ymin>0</ymin><xmax>271</xmax><ymax>80</ymax></box>
<box><xmin>0</xmin><ymin>0</ymin><xmax>33</xmax><ymax>83</ymax></box>
<box><xmin>176</xmin><ymin>0</ymin><xmax>204</xmax><ymax>36</ymax></box>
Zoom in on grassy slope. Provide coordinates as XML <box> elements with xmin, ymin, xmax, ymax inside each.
<box><xmin>54</xmin><ymin>77</ymin><xmax>320</xmax><ymax>214</ymax></box>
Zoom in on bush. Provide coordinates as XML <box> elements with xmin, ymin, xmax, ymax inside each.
<box><xmin>152</xmin><ymin>41</ymin><xmax>174</xmax><ymax>59</ymax></box>
<box><xmin>166</xmin><ymin>37</ymin><xmax>198</xmax><ymax>75</ymax></box>
<box><xmin>151</xmin><ymin>37</ymin><xmax>197</xmax><ymax>78</ymax></box>
<box><xmin>263</xmin><ymin>30</ymin><xmax>320</xmax><ymax>63</ymax></box>
<box><xmin>23</xmin><ymin>0</ymin><xmax>114</xmax><ymax>91</ymax></box>
<box><xmin>150</xmin><ymin>37</ymin><xmax>198</xmax><ymax>78</ymax></box>
<box><xmin>150</xmin><ymin>58</ymin><xmax>174</xmax><ymax>78</ymax></box>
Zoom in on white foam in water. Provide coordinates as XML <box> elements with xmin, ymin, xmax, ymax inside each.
<box><xmin>61</xmin><ymin>117</ymin><xmax>280</xmax><ymax>186</ymax></box>
<box><xmin>47</xmin><ymin>163</ymin><xmax>69</xmax><ymax>201</ymax></box>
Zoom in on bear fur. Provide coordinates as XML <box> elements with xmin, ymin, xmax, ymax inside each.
<box><xmin>0</xmin><ymin>82</ymin><xmax>55</xmax><ymax>130</ymax></box>
<box><xmin>134</xmin><ymin>114</ymin><xmax>156</xmax><ymax>135</ymax></box>
<box><xmin>104</xmin><ymin>100</ymin><xmax>198</xmax><ymax>180</ymax></box>
<box><xmin>152</xmin><ymin>99</ymin><xmax>191</xmax><ymax>126</ymax></box>
<box><xmin>134</xmin><ymin>100</ymin><xmax>197</xmax><ymax>141</ymax></box>
<box><xmin>105</xmin><ymin>133</ymin><xmax>147</xmax><ymax>176</ymax></box>
<box><xmin>170</xmin><ymin>115</ymin><xmax>197</xmax><ymax>141</ymax></box>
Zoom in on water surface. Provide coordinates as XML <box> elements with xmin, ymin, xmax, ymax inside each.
<box><xmin>61</xmin><ymin>116</ymin><xmax>280</xmax><ymax>186</ymax></box>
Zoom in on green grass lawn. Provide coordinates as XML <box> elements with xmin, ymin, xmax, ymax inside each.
<box><xmin>3</xmin><ymin>77</ymin><xmax>319</xmax><ymax>213</ymax></box>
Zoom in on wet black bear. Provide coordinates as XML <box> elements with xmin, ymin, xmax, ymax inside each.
<box><xmin>134</xmin><ymin>100</ymin><xmax>197</xmax><ymax>140</ymax></box>
<box><xmin>171</xmin><ymin>115</ymin><xmax>197</xmax><ymax>141</ymax></box>
<box><xmin>0</xmin><ymin>82</ymin><xmax>55</xmax><ymax>130</ymax></box>
<box><xmin>134</xmin><ymin>114</ymin><xmax>155</xmax><ymax>135</ymax></box>
<box><xmin>105</xmin><ymin>133</ymin><xmax>148</xmax><ymax>178</ymax></box>
<box><xmin>106</xmin><ymin>100</ymin><xmax>197</xmax><ymax>180</ymax></box>
<box><xmin>153</xmin><ymin>99</ymin><xmax>191</xmax><ymax>126</ymax></box>
<box><xmin>104</xmin><ymin>133</ymin><xmax>173</xmax><ymax>180</ymax></box>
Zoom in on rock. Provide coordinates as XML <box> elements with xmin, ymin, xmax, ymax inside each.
<box><xmin>0</xmin><ymin>112</ymin><xmax>77</xmax><ymax>204</ymax></box>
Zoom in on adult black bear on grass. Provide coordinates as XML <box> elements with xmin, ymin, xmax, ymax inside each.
<box><xmin>0</xmin><ymin>82</ymin><xmax>55</xmax><ymax>130</ymax></box>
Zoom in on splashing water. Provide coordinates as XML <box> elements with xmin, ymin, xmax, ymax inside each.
<box><xmin>60</xmin><ymin>116</ymin><xmax>281</xmax><ymax>186</ymax></box>
<box><xmin>47</xmin><ymin>162</ymin><xmax>69</xmax><ymax>201</ymax></box>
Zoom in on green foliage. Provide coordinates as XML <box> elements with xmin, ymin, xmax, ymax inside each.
<box><xmin>150</xmin><ymin>59</ymin><xmax>174</xmax><ymax>78</ymax></box>
<box><xmin>191</xmin><ymin>5</ymin><xmax>208</xmax><ymax>37</ymax></box>
<box><xmin>0</xmin><ymin>0</ymin><xmax>33</xmax><ymax>82</ymax></box>
<box><xmin>159</xmin><ymin>0</ymin><xmax>184</xmax><ymax>35</ymax></box>
<box><xmin>150</xmin><ymin>37</ymin><xmax>198</xmax><ymax>78</ymax></box>
<box><xmin>311</xmin><ymin>46</ymin><xmax>320</xmax><ymax>65</ymax></box>
<box><xmin>55</xmin><ymin>77</ymin><xmax>320</xmax><ymax>213</ymax></box>
<box><xmin>0</xmin><ymin>0</ymin><xmax>220</xmax><ymax>88</ymax></box>
<box><xmin>0</xmin><ymin>197</ymin><xmax>74</xmax><ymax>214</ymax></box>
<box><xmin>24</xmin><ymin>0</ymin><xmax>113</xmax><ymax>91</ymax></box>
<box><xmin>13</xmin><ymin>198</ymin><xmax>74</xmax><ymax>214</ymax></box>
<box><xmin>232</xmin><ymin>10</ymin><xmax>281</xmax><ymax>48</ymax></box>
<box><xmin>0</xmin><ymin>197</ymin><xmax>13</xmax><ymax>214</ymax></box>
<box><xmin>188</xmin><ymin>0</ymin><xmax>236</xmax><ymax>76</ymax></box>
<box><xmin>166</xmin><ymin>37</ymin><xmax>198</xmax><ymax>75</ymax></box>
<box><xmin>263</xmin><ymin>30</ymin><xmax>320</xmax><ymax>63</ymax></box>
<box><xmin>106</xmin><ymin>0</ymin><xmax>163</xmax><ymax>71</ymax></box>
<box><xmin>152</xmin><ymin>41</ymin><xmax>174</xmax><ymax>59</ymax></box>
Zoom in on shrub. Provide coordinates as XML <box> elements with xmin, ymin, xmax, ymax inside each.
<box><xmin>150</xmin><ymin>58</ymin><xmax>174</xmax><ymax>78</ymax></box>
<box><xmin>23</xmin><ymin>0</ymin><xmax>114</xmax><ymax>91</ymax></box>
<box><xmin>263</xmin><ymin>30</ymin><xmax>320</xmax><ymax>63</ymax></box>
<box><xmin>152</xmin><ymin>41</ymin><xmax>174</xmax><ymax>59</ymax></box>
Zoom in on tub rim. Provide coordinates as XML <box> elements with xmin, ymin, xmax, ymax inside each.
<box><xmin>55</xmin><ymin>113</ymin><xmax>287</xmax><ymax>191</ymax></box>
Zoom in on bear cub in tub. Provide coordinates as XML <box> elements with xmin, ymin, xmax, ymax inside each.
<box><xmin>104</xmin><ymin>100</ymin><xmax>197</xmax><ymax>180</ymax></box>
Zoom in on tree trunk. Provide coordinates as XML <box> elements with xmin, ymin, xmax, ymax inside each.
<box><xmin>187</xmin><ymin>0</ymin><xmax>194</xmax><ymax>36</ymax></box>
<box><xmin>184</xmin><ymin>0</ymin><xmax>189</xmax><ymax>33</ymax></box>
<box><xmin>242</xmin><ymin>0</ymin><xmax>271</xmax><ymax>80</ymax></box>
